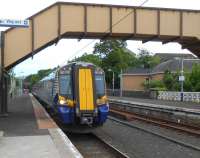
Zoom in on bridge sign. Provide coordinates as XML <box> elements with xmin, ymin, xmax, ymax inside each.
<box><xmin>0</xmin><ymin>19</ymin><xmax>29</xmax><ymax>28</ymax></box>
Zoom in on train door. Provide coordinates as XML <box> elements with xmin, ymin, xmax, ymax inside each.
<box><xmin>78</xmin><ymin>68</ymin><xmax>95</xmax><ymax>112</ymax></box>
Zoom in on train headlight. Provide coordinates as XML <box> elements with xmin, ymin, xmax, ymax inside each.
<box><xmin>59</xmin><ymin>100</ymin><xmax>66</xmax><ymax>105</ymax></box>
<box><xmin>59</xmin><ymin>96</ymin><xmax>67</xmax><ymax>105</ymax></box>
<box><xmin>58</xmin><ymin>95</ymin><xmax>74</xmax><ymax>107</ymax></box>
<box><xmin>97</xmin><ymin>96</ymin><xmax>108</xmax><ymax>105</ymax></box>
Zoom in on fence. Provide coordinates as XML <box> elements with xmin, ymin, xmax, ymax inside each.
<box><xmin>158</xmin><ymin>91</ymin><xmax>200</xmax><ymax>103</ymax></box>
<box><xmin>106</xmin><ymin>89</ymin><xmax>150</xmax><ymax>98</ymax></box>
<box><xmin>106</xmin><ymin>89</ymin><xmax>200</xmax><ymax>103</ymax></box>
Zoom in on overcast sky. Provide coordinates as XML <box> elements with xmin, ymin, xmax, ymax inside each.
<box><xmin>0</xmin><ymin>0</ymin><xmax>199</xmax><ymax>76</ymax></box>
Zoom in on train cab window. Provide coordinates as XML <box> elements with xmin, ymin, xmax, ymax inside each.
<box><xmin>59</xmin><ymin>74</ymin><xmax>72</xmax><ymax>98</ymax></box>
<box><xmin>95</xmin><ymin>74</ymin><xmax>105</xmax><ymax>98</ymax></box>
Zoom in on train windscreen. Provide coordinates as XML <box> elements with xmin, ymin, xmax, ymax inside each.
<box><xmin>59</xmin><ymin>74</ymin><xmax>72</xmax><ymax>98</ymax></box>
<box><xmin>95</xmin><ymin>74</ymin><xmax>105</xmax><ymax>97</ymax></box>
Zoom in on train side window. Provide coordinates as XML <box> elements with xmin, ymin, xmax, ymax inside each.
<box><xmin>59</xmin><ymin>74</ymin><xmax>72</xmax><ymax>98</ymax></box>
<box><xmin>95</xmin><ymin>74</ymin><xmax>105</xmax><ymax>98</ymax></box>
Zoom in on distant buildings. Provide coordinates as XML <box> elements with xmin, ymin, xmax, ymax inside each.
<box><xmin>122</xmin><ymin>53</ymin><xmax>200</xmax><ymax>91</ymax></box>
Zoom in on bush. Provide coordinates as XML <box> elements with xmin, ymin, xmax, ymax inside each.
<box><xmin>144</xmin><ymin>64</ymin><xmax>200</xmax><ymax>92</ymax></box>
<box><xmin>143</xmin><ymin>80</ymin><xmax>165</xmax><ymax>90</ymax></box>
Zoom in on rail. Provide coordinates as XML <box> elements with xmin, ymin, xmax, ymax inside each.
<box><xmin>108</xmin><ymin>116</ymin><xmax>200</xmax><ymax>152</ymax></box>
<box><xmin>67</xmin><ymin>132</ymin><xmax>129</xmax><ymax>158</ymax></box>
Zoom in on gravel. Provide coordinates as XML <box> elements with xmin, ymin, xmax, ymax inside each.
<box><xmin>93</xmin><ymin>119</ymin><xmax>200</xmax><ymax>158</ymax></box>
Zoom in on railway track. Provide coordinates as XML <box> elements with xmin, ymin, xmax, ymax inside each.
<box><xmin>66</xmin><ymin>132</ymin><xmax>129</xmax><ymax>158</ymax></box>
<box><xmin>35</xmin><ymin>95</ymin><xmax>200</xmax><ymax>156</ymax></box>
<box><xmin>35</xmin><ymin>96</ymin><xmax>129</xmax><ymax>158</ymax></box>
<box><xmin>108</xmin><ymin>116</ymin><xmax>200</xmax><ymax>152</ymax></box>
<box><xmin>109</xmin><ymin>102</ymin><xmax>200</xmax><ymax>136</ymax></box>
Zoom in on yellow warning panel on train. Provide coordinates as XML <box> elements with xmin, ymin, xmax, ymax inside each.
<box><xmin>78</xmin><ymin>68</ymin><xmax>94</xmax><ymax>111</ymax></box>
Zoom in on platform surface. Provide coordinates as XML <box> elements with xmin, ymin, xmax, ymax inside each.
<box><xmin>0</xmin><ymin>94</ymin><xmax>82</xmax><ymax>158</ymax></box>
<box><xmin>109</xmin><ymin>96</ymin><xmax>200</xmax><ymax>111</ymax></box>
<box><xmin>0</xmin><ymin>95</ymin><xmax>49</xmax><ymax>137</ymax></box>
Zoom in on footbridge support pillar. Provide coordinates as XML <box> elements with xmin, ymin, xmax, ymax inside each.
<box><xmin>0</xmin><ymin>31</ymin><xmax>8</xmax><ymax>116</ymax></box>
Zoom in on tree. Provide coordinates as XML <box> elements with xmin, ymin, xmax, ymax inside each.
<box><xmin>71</xmin><ymin>40</ymin><xmax>138</xmax><ymax>88</ymax></box>
<box><xmin>143</xmin><ymin>79</ymin><xmax>166</xmax><ymax>91</ymax></box>
<box><xmin>24</xmin><ymin>68</ymin><xmax>52</xmax><ymax>89</ymax></box>
<box><xmin>93</xmin><ymin>40</ymin><xmax>127</xmax><ymax>57</ymax></box>
<box><xmin>163</xmin><ymin>70</ymin><xmax>179</xmax><ymax>91</ymax></box>
<box><xmin>71</xmin><ymin>53</ymin><xmax>101</xmax><ymax>66</ymax></box>
<box><xmin>186</xmin><ymin>64</ymin><xmax>200</xmax><ymax>92</ymax></box>
<box><xmin>137</xmin><ymin>48</ymin><xmax>160</xmax><ymax>68</ymax></box>
<box><xmin>101</xmin><ymin>47</ymin><xmax>137</xmax><ymax>72</ymax></box>
<box><xmin>93</xmin><ymin>40</ymin><xmax>137</xmax><ymax>88</ymax></box>
<box><xmin>183</xmin><ymin>69</ymin><xmax>192</xmax><ymax>92</ymax></box>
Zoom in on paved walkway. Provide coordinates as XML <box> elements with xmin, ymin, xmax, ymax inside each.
<box><xmin>109</xmin><ymin>96</ymin><xmax>200</xmax><ymax>110</ymax></box>
<box><xmin>0</xmin><ymin>94</ymin><xmax>82</xmax><ymax>158</ymax></box>
<box><xmin>0</xmin><ymin>95</ymin><xmax>49</xmax><ymax>137</ymax></box>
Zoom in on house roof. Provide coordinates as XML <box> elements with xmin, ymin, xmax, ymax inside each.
<box><xmin>154</xmin><ymin>53</ymin><xmax>197</xmax><ymax>62</ymax></box>
<box><xmin>153</xmin><ymin>58</ymin><xmax>181</xmax><ymax>73</ymax></box>
<box><xmin>124</xmin><ymin>67</ymin><xmax>150</xmax><ymax>74</ymax></box>
<box><xmin>153</xmin><ymin>58</ymin><xmax>200</xmax><ymax>73</ymax></box>
<box><xmin>125</xmin><ymin>58</ymin><xmax>200</xmax><ymax>75</ymax></box>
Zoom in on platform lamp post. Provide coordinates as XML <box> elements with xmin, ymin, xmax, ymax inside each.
<box><xmin>0</xmin><ymin>19</ymin><xmax>29</xmax><ymax>117</ymax></box>
<box><xmin>180</xmin><ymin>58</ymin><xmax>184</xmax><ymax>102</ymax></box>
<box><xmin>108</xmin><ymin>69</ymin><xmax>115</xmax><ymax>96</ymax></box>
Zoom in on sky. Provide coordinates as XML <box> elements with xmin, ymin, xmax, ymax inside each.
<box><xmin>0</xmin><ymin>0</ymin><xmax>199</xmax><ymax>77</ymax></box>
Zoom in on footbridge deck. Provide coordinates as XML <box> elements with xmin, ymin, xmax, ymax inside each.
<box><xmin>0</xmin><ymin>2</ymin><xmax>200</xmax><ymax>69</ymax></box>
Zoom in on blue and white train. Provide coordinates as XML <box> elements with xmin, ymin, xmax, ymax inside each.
<box><xmin>33</xmin><ymin>62</ymin><xmax>109</xmax><ymax>132</ymax></box>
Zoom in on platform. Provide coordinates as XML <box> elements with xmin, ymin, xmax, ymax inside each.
<box><xmin>109</xmin><ymin>96</ymin><xmax>200</xmax><ymax>112</ymax></box>
<box><xmin>0</xmin><ymin>94</ymin><xmax>82</xmax><ymax>158</ymax></box>
<box><xmin>109</xmin><ymin>96</ymin><xmax>200</xmax><ymax>128</ymax></box>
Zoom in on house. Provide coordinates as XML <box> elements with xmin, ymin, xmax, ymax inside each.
<box><xmin>122</xmin><ymin>57</ymin><xmax>200</xmax><ymax>91</ymax></box>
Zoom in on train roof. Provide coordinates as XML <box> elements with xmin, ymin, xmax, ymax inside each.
<box><xmin>60</xmin><ymin>62</ymin><xmax>103</xmax><ymax>71</ymax></box>
<box><xmin>65</xmin><ymin>61</ymin><xmax>95</xmax><ymax>67</ymax></box>
<box><xmin>38</xmin><ymin>62</ymin><xmax>104</xmax><ymax>83</ymax></box>
<box><xmin>40</xmin><ymin>70</ymin><xmax>56</xmax><ymax>81</ymax></box>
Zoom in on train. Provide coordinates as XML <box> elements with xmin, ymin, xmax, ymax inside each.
<box><xmin>33</xmin><ymin>62</ymin><xmax>109</xmax><ymax>132</ymax></box>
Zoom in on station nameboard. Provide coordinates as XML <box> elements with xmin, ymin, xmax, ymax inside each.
<box><xmin>0</xmin><ymin>19</ymin><xmax>29</xmax><ymax>28</ymax></box>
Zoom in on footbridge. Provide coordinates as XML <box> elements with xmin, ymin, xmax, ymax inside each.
<box><xmin>1</xmin><ymin>2</ymin><xmax>200</xmax><ymax>114</ymax></box>
<box><xmin>1</xmin><ymin>2</ymin><xmax>200</xmax><ymax>70</ymax></box>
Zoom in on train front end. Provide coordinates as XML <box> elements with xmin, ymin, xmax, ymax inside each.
<box><xmin>56</xmin><ymin>63</ymin><xmax>109</xmax><ymax>126</ymax></box>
